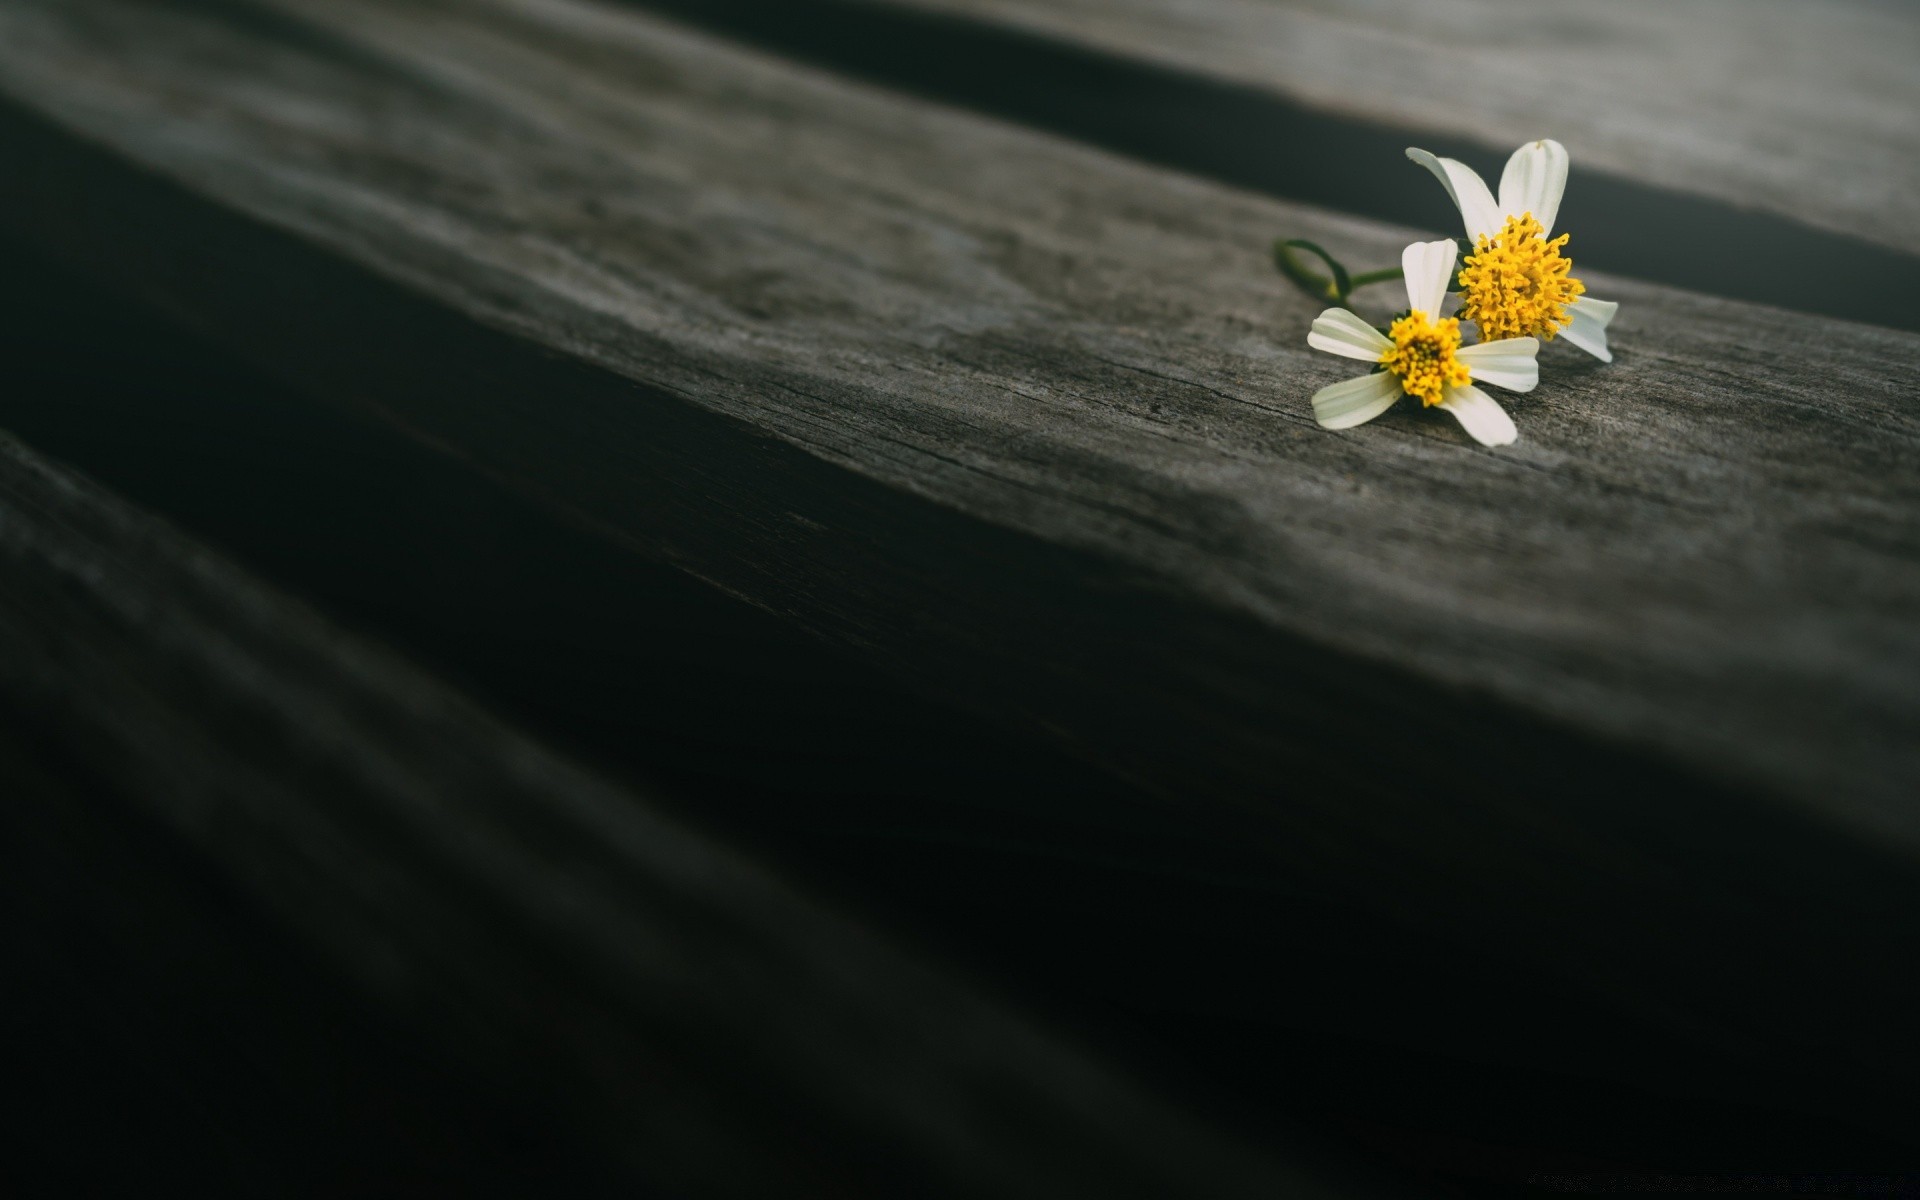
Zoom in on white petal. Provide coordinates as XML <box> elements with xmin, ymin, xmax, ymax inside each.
<box><xmin>1560</xmin><ymin>295</ymin><xmax>1620</xmax><ymax>362</ymax></box>
<box><xmin>1406</xmin><ymin>147</ymin><xmax>1501</xmax><ymax>241</ymax></box>
<box><xmin>1570</xmin><ymin>295</ymin><xmax>1619</xmax><ymax>326</ymax></box>
<box><xmin>1401</xmin><ymin>240</ymin><xmax>1458</xmax><ymax>319</ymax></box>
<box><xmin>1498</xmin><ymin>139</ymin><xmax>1570</xmax><ymax>234</ymax></box>
<box><xmin>1312</xmin><ymin>370</ymin><xmax>1402</xmax><ymax>430</ymax></box>
<box><xmin>1437</xmin><ymin>384</ymin><xmax>1518</xmax><ymax>447</ymax></box>
<box><xmin>1307</xmin><ymin>307</ymin><xmax>1392</xmax><ymax>361</ymax></box>
<box><xmin>1456</xmin><ymin>337</ymin><xmax>1540</xmax><ymax>392</ymax></box>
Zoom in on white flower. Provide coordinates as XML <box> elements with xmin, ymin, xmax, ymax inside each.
<box><xmin>1308</xmin><ymin>240</ymin><xmax>1539</xmax><ymax>447</ymax></box>
<box><xmin>1406</xmin><ymin>139</ymin><xmax>1619</xmax><ymax>362</ymax></box>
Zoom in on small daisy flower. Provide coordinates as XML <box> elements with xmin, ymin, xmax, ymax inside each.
<box><xmin>1308</xmin><ymin>240</ymin><xmax>1539</xmax><ymax>447</ymax></box>
<box><xmin>1406</xmin><ymin>139</ymin><xmax>1619</xmax><ymax>362</ymax></box>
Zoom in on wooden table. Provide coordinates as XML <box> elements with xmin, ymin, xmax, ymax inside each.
<box><xmin>4</xmin><ymin>0</ymin><xmax>1916</xmax><ymax>1193</ymax></box>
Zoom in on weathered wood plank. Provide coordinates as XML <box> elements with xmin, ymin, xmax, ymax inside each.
<box><xmin>2</xmin><ymin>0</ymin><xmax>1918</xmax><ymax>1140</ymax></box>
<box><xmin>867</xmin><ymin>0</ymin><xmax>1920</xmax><ymax>257</ymax></box>
<box><xmin>0</xmin><ymin>426</ymin><xmax>1356</xmax><ymax>1198</ymax></box>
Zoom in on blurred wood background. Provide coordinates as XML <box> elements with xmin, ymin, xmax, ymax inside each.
<box><xmin>2</xmin><ymin>0</ymin><xmax>1916</xmax><ymax>1194</ymax></box>
<box><xmin>879</xmin><ymin>0</ymin><xmax>1920</xmax><ymax>254</ymax></box>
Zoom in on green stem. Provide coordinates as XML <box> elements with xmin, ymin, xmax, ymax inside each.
<box><xmin>1273</xmin><ymin>239</ymin><xmax>1349</xmax><ymax>305</ymax></box>
<box><xmin>1273</xmin><ymin>238</ymin><xmax>1404</xmax><ymax>311</ymax></box>
<box><xmin>1348</xmin><ymin>266</ymin><xmax>1404</xmax><ymax>289</ymax></box>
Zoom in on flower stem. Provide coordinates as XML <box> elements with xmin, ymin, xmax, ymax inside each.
<box><xmin>1273</xmin><ymin>239</ymin><xmax>1350</xmax><ymax>304</ymax></box>
<box><xmin>1348</xmin><ymin>266</ymin><xmax>1405</xmax><ymax>289</ymax></box>
<box><xmin>1273</xmin><ymin>238</ymin><xmax>1403</xmax><ymax>310</ymax></box>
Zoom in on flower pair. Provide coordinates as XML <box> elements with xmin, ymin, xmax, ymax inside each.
<box><xmin>1306</xmin><ymin>139</ymin><xmax>1619</xmax><ymax>446</ymax></box>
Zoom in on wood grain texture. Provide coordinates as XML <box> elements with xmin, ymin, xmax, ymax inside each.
<box><xmin>2</xmin><ymin>0</ymin><xmax>1918</xmax><ymax>1136</ymax></box>
<box><xmin>0</xmin><ymin>427</ymin><xmax>1360</xmax><ymax>1199</ymax></box>
<box><xmin>873</xmin><ymin>0</ymin><xmax>1920</xmax><ymax>256</ymax></box>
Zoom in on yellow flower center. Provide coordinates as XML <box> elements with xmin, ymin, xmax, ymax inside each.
<box><xmin>1379</xmin><ymin>309</ymin><xmax>1470</xmax><ymax>408</ymax></box>
<box><xmin>1457</xmin><ymin>213</ymin><xmax>1585</xmax><ymax>342</ymax></box>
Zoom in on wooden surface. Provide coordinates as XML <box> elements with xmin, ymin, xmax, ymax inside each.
<box><xmin>875</xmin><ymin>0</ymin><xmax>1920</xmax><ymax>257</ymax></box>
<box><xmin>3</xmin><ymin>0</ymin><xmax>1918</xmax><ymax>1174</ymax></box>
<box><xmin>2</xmin><ymin>0</ymin><xmax>1919</xmax><ymax>1140</ymax></box>
<box><xmin>4</xmin><ymin>0</ymin><xmax>1916</xmax><ymax>819</ymax></box>
<box><xmin>0</xmin><ymin>427</ymin><xmax>1365</xmax><ymax>1198</ymax></box>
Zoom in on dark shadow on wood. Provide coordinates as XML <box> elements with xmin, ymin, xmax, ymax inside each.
<box><xmin>0</xmin><ymin>738</ymin><xmax>636</xmax><ymax>1198</ymax></box>
<box><xmin>5</xmin><ymin>422</ymin><xmax>1374</xmax><ymax>1199</ymax></box>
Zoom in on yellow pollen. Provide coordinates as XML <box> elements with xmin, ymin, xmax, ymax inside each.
<box><xmin>1379</xmin><ymin>309</ymin><xmax>1470</xmax><ymax>408</ymax></box>
<box><xmin>1457</xmin><ymin>213</ymin><xmax>1585</xmax><ymax>342</ymax></box>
